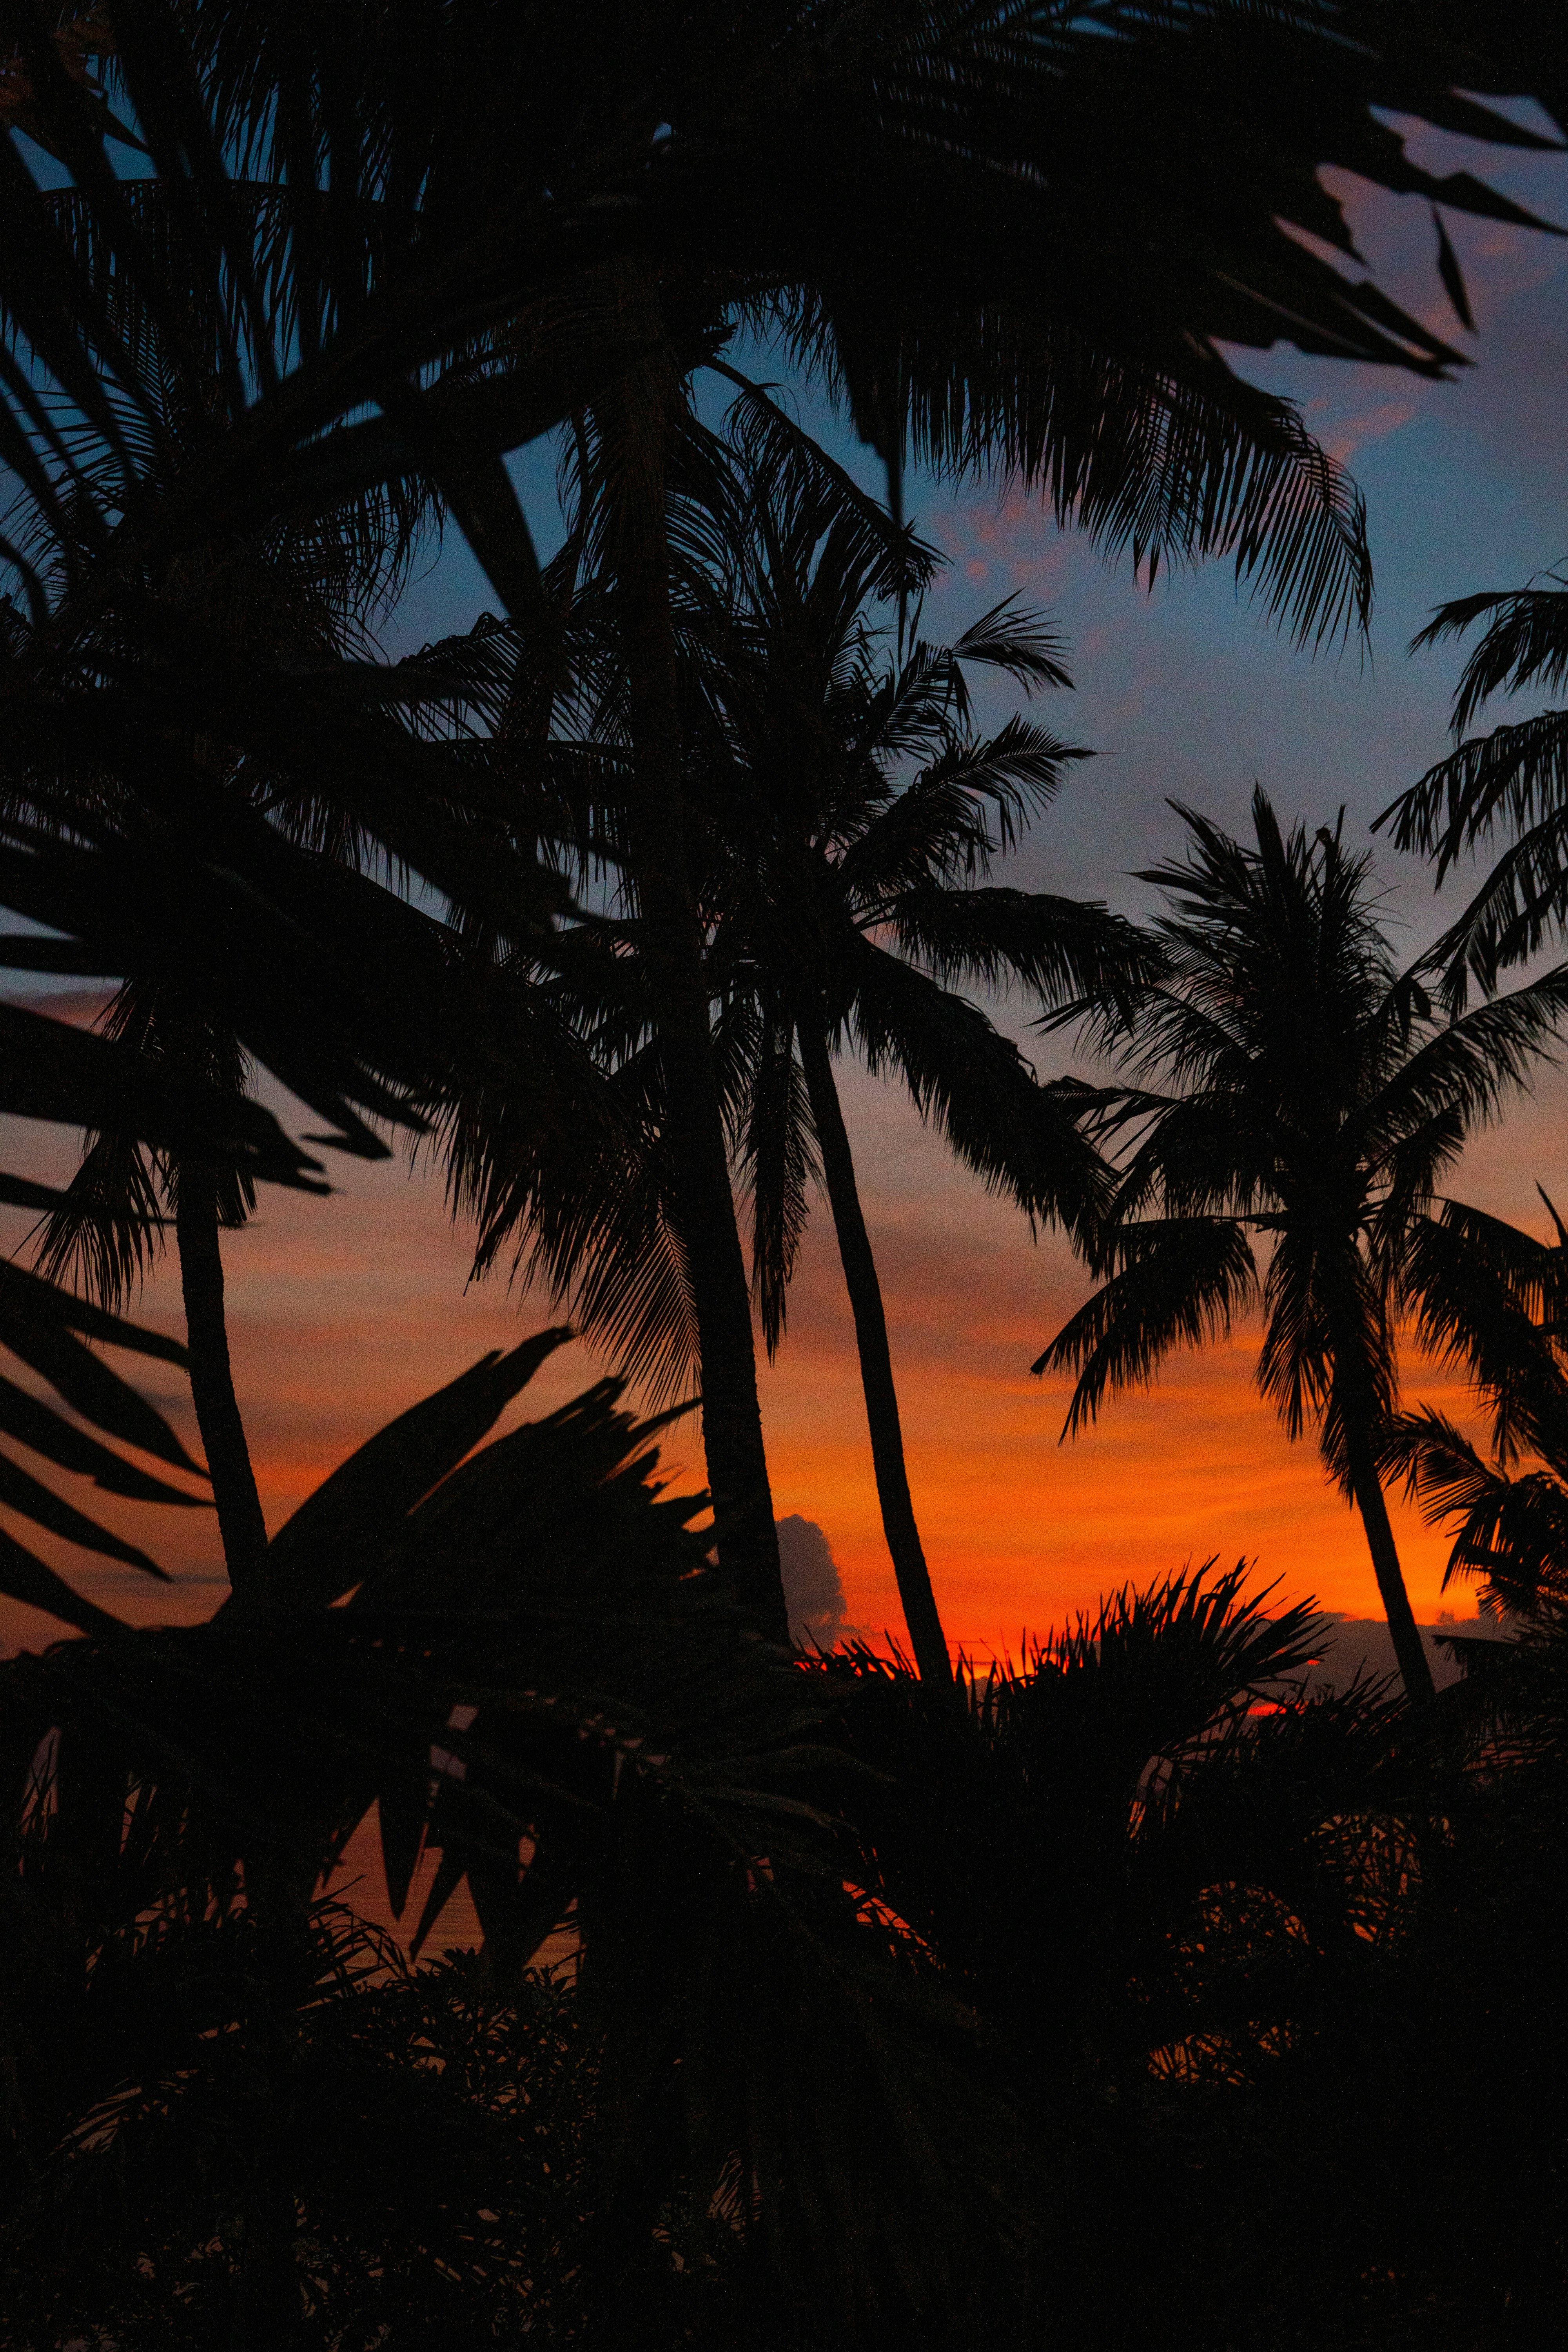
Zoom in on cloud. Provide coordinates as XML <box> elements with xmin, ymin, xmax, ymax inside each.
<box><xmin>1303</xmin><ymin>1610</ymin><xmax>1513</xmax><ymax>1695</ymax></box>
<box><xmin>776</xmin><ymin>1514</ymin><xmax>849</xmax><ymax>1646</ymax></box>
<box><xmin>1320</xmin><ymin>397</ymin><xmax>1419</xmax><ymax>465</ymax></box>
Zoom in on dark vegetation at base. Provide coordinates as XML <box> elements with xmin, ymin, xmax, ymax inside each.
<box><xmin>4</xmin><ymin>1477</ymin><xmax>1568</xmax><ymax>2346</ymax></box>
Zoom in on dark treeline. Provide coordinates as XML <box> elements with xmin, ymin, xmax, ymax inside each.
<box><xmin>2</xmin><ymin>3</ymin><xmax>1568</xmax><ymax>2345</ymax></box>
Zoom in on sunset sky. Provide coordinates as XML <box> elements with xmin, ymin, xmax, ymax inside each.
<box><xmin>7</xmin><ymin>110</ymin><xmax>1568</xmax><ymax>1660</ymax></box>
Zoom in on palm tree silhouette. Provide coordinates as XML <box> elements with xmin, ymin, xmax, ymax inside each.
<box><xmin>8</xmin><ymin>183</ymin><xmax>432</xmax><ymax>1583</ymax></box>
<box><xmin>681</xmin><ymin>431</ymin><xmax>1145</xmax><ymax>1681</ymax></box>
<box><xmin>1380</xmin><ymin>575</ymin><xmax>1568</xmax><ymax>998</ymax></box>
<box><xmin>1387</xmin><ymin>1194</ymin><xmax>1568</xmax><ymax>1616</ymax></box>
<box><xmin>420</xmin><ymin>417</ymin><xmax>1138</xmax><ymax>1679</ymax></box>
<box><xmin>1034</xmin><ymin>788</ymin><xmax>1568</xmax><ymax>1699</ymax></box>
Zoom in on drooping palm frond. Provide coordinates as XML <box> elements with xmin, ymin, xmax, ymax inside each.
<box><xmin>29</xmin><ymin>976</ymin><xmax>253</xmax><ymax>1311</ymax></box>
<box><xmin>1383</xmin><ymin>1184</ymin><xmax>1568</xmax><ymax>1616</ymax></box>
<box><xmin>1381</xmin><ymin>714</ymin><xmax>1568</xmax><ymax>995</ymax></box>
<box><xmin>1032</xmin><ymin>1216</ymin><xmax>1260</xmax><ymax>1436</ymax></box>
<box><xmin>885</xmin><ymin>883</ymin><xmax>1156</xmax><ymax>1009</ymax></box>
<box><xmin>889</xmin><ymin>316</ymin><xmax>1379</xmax><ymax>649</ymax></box>
<box><xmin>1401</xmin><ymin>1202</ymin><xmax>1568</xmax><ymax>1470</ymax></box>
<box><xmin>1385</xmin><ymin>1404</ymin><xmax>1568</xmax><ymax>1612</ymax></box>
<box><xmin>1413</xmin><ymin>577</ymin><xmax>1568</xmax><ymax>739</ymax></box>
<box><xmin>723</xmin><ymin>991</ymin><xmax>818</xmax><ymax>1363</ymax></box>
<box><xmin>31</xmin><ymin>1123</ymin><xmax>166</xmax><ymax>1310</ymax></box>
<box><xmin>1358</xmin><ymin>963</ymin><xmax>1568</xmax><ymax>1152</ymax></box>
<box><xmin>1379</xmin><ymin>580</ymin><xmax>1568</xmax><ymax>992</ymax></box>
<box><xmin>0</xmin><ymin>1261</ymin><xmax>208</xmax><ymax>1635</ymax></box>
<box><xmin>846</xmin><ymin>936</ymin><xmax>1107</xmax><ymax>1234</ymax></box>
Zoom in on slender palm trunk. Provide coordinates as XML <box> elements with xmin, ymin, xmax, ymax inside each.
<box><xmin>1336</xmin><ymin>1390</ymin><xmax>1436</xmax><ymax>1703</ymax></box>
<box><xmin>176</xmin><ymin>1166</ymin><xmax>268</xmax><ymax>1584</ymax></box>
<box><xmin>798</xmin><ymin>1020</ymin><xmax>953</xmax><ymax>1686</ymax></box>
<box><xmin>605</xmin><ymin>382</ymin><xmax>784</xmax><ymax>1640</ymax></box>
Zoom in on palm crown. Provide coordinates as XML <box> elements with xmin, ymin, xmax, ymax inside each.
<box><xmin>687</xmin><ymin>446</ymin><xmax>1136</xmax><ymax>1308</ymax></box>
<box><xmin>1036</xmin><ymin>787</ymin><xmax>1568</xmax><ymax>1696</ymax></box>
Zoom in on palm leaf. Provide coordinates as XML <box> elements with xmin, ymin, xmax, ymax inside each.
<box><xmin>1032</xmin><ymin>1217</ymin><xmax>1259</xmax><ymax>1436</ymax></box>
<box><xmin>0</xmin><ymin>1256</ymin><xmax>209</xmax><ymax>1626</ymax></box>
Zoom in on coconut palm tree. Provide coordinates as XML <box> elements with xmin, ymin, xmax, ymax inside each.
<box><xmin>1033</xmin><ymin>789</ymin><xmax>1568</xmax><ymax>1700</ymax></box>
<box><xmin>411</xmin><ymin>414</ymin><xmax>1136</xmax><ymax>1680</ymax></box>
<box><xmin>1385</xmin><ymin>1194</ymin><xmax>1568</xmax><ymax>1616</ymax></box>
<box><xmin>677</xmin><ymin>426</ymin><xmax>1150</xmax><ymax>1683</ymax></box>
<box><xmin>1380</xmin><ymin>575</ymin><xmax>1568</xmax><ymax>1001</ymax></box>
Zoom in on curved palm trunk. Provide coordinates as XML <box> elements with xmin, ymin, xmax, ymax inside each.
<box><xmin>605</xmin><ymin>378</ymin><xmax>784</xmax><ymax>1641</ymax></box>
<box><xmin>176</xmin><ymin>1167</ymin><xmax>268</xmax><ymax>1585</ymax></box>
<box><xmin>798</xmin><ymin>1020</ymin><xmax>953</xmax><ymax>1687</ymax></box>
<box><xmin>1332</xmin><ymin>1355</ymin><xmax>1435</xmax><ymax>1702</ymax></box>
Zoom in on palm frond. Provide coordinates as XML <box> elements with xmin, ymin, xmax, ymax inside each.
<box><xmin>729</xmin><ymin>998</ymin><xmax>818</xmax><ymax>1363</ymax></box>
<box><xmin>1383</xmin><ymin>1404</ymin><xmax>1568</xmax><ymax>1610</ymax></box>
<box><xmin>847</xmin><ymin>937</ymin><xmax>1108</xmax><ymax>1234</ymax></box>
<box><xmin>0</xmin><ymin>1255</ymin><xmax>210</xmax><ymax>1633</ymax></box>
<box><xmin>1378</xmin><ymin>624</ymin><xmax>1568</xmax><ymax>989</ymax></box>
<box><xmin>1410</xmin><ymin>576</ymin><xmax>1568</xmax><ymax>737</ymax></box>
<box><xmin>1401</xmin><ymin>1206</ymin><xmax>1568</xmax><ymax>1470</ymax></box>
<box><xmin>1361</xmin><ymin>965</ymin><xmax>1568</xmax><ymax>1155</ymax></box>
<box><xmin>1032</xmin><ymin>1216</ymin><xmax>1259</xmax><ymax>1437</ymax></box>
<box><xmin>890</xmin><ymin>884</ymin><xmax>1158</xmax><ymax>1015</ymax></box>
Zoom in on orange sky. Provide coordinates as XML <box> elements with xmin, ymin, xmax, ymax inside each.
<box><xmin>5</xmin><ymin>1044</ymin><xmax>1564</xmax><ymax>1661</ymax></box>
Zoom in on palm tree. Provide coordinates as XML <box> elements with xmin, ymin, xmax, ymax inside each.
<box><xmin>575</xmin><ymin>357</ymin><xmax>791</xmax><ymax>1626</ymax></box>
<box><xmin>412</xmin><ymin>415</ymin><xmax>1134</xmax><ymax>1680</ymax></box>
<box><xmin>3</xmin><ymin>180</ymin><xmax>435</xmax><ymax>1583</ymax></box>
<box><xmin>1385</xmin><ymin>1194</ymin><xmax>1568</xmax><ymax>1616</ymax></box>
<box><xmin>1034</xmin><ymin>789</ymin><xmax>1568</xmax><ymax>1700</ymax></box>
<box><xmin>678</xmin><ymin>423</ymin><xmax>1147</xmax><ymax>1683</ymax></box>
<box><xmin>1379</xmin><ymin>575</ymin><xmax>1568</xmax><ymax>1000</ymax></box>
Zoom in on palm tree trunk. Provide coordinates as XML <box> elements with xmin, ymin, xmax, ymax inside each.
<box><xmin>604</xmin><ymin>381</ymin><xmax>785</xmax><ymax>1641</ymax></box>
<box><xmin>176</xmin><ymin>1165</ymin><xmax>269</xmax><ymax>1585</ymax></box>
<box><xmin>797</xmin><ymin>1020</ymin><xmax>953</xmax><ymax>1687</ymax></box>
<box><xmin>1339</xmin><ymin>1416</ymin><xmax>1436</xmax><ymax>1702</ymax></box>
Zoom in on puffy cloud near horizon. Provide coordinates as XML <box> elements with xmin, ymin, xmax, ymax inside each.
<box><xmin>776</xmin><ymin>1514</ymin><xmax>849</xmax><ymax>1648</ymax></box>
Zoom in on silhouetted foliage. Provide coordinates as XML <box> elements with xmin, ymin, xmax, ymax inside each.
<box><xmin>1388</xmin><ymin>1193</ymin><xmax>1568</xmax><ymax>1615</ymax></box>
<box><xmin>1383</xmin><ymin>577</ymin><xmax>1568</xmax><ymax>997</ymax></box>
<box><xmin>418</xmin><ymin>407</ymin><xmax>1143</xmax><ymax>1682</ymax></box>
<box><xmin>5</xmin><ymin>5</ymin><xmax>1568</xmax><ymax>2345</ymax></box>
<box><xmin>1035</xmin><ymin>789</ymin><xmax>1568</xmax><ymax>1697</ymax></box>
